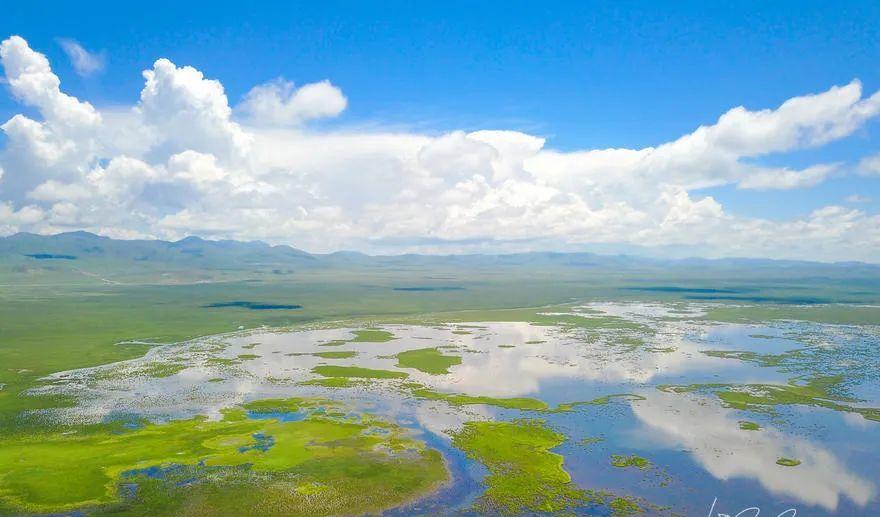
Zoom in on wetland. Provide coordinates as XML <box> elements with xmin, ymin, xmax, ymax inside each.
<box><xmin>3</xmin><ymin>301</ymin><xmax>879</xmax><ymax>515</ymax></box>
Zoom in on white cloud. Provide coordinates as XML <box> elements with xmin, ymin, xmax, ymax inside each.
<box><xmin>0</xmin><ymin>36</ymin><xmax>101</xmax><ymax>128</ymax></box>
<box><xmin>1</xmin><ymin>35</ymin><xmax>880</xmax><ymax>261</ymax></box>
<box><xmin>858</xmin><ymin>152</ymin><xmax>880</xmax><ymax>176</ymax></box>
<box><xmin>738</xmin><ymin>163</ymin><xmax>839</xmax><ymax>190</ymax></box>
<box><xmin>57</xmin><ymin>38</ymin><xmax>104</xmax><ymax>76</ymax></box>
<box><xmin>138</xmin><ymin>58</ymin><xmax>251</xmax><ymax>160</ymax></box>
<box><xmin>846</xmin><ymin>194</ymin><xmax>871</xmax><ymax>203</ymax></box>
<box><xmin>238</xmin><ymin>78</ymin><xmax>347</xmax><ymax>126</ymax></box>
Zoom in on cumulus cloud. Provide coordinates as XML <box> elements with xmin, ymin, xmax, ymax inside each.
<box><xmin>1</xmin><ymin>35</ymin><xmax>880</xmax><ymax>261</ymax></box>
<box><xmin>57</xmin><ymin>38</ymin><xmax>104</xmax><ymax>76</ymax></box>
<box><xmin>138</xmin><ymin>58</ymin><xmax>251</xmax><ymax>160</ymax></box>
<box><xmin>238</xmin><ymin>78</ymin><xmax>347</xmax><ymax>126</ymax></box>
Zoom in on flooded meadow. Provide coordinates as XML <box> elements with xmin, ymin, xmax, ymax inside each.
<box><xmin>5</xmin><ymin>302</ymin><xmax>880</xmax><ymax>515</ymax></box>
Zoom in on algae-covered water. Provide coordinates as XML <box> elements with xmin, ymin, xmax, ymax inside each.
<box><xmin>7</xmin><ymin>302</ymin><xmax>880</xmax><ymax>515</ymax></box>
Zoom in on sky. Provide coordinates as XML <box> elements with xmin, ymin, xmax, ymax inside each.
<box><xmin>1</xmin><ymin>1</ymin><xmax>879</xmax><ymax>261</ymax></box>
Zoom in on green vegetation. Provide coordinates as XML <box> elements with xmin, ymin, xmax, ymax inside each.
<box><xmin>776</xmin><ymin>458</ymin><xmax>801</xmax><ymax>467</ymax></box>
<box><xmin>702</xmin><ymin>304</ymin><xmax>880</xmax><ymax>326</ymax></box>
<box><xmin>314</xmin><ymin>350</ymin><xmax>357</xmax><ymax>359</ymax></box>
<box><xmin>553</xmin><ymin>394</ymin><xmax>645</xmax><ymax>412</ymax></box>
<box><xmin>289</xmin><ymin>351</ymin><xmax>357</xmax><ymax>359</ymax></box>
<box><xmin>451</xmin><ymin>419</ymin><xmax>645</xmax><ymax>516</ymax></box>
<box><xmin>659</xmin><ymin>376</ymin><xmax>880</xmax><ymax>422</ymax></box>
<box><xmin>395</xmin><ymin>347</ymin><xmax>462</xmax><ymax>374</ymax></box>
<box><xmin>298</xmin><ymin>377</ymin><xmax>365</xmax><ymax>388</ymax></box>
<box><xmin>450</xmin><ymin>419</ymin><xmax>595</xmax><ymax>514</ymax></box>
<box><xmin>407</xmin><ymin>384</ymin><xmax>549</xmax><ymax>410</ymax></box>
<box><xmin>610</xmin><ymin>454</ymin><xmax>651</xmax><ymax>470</ymax></box>
<box><xmin>0</xmin><ymin>397</ymin><xmax>446</xmax><ymax>515</ymax></box>
<box><xmin>702</xmin><ymin>349</ymin><xmax>792</xmax><ymax>367</ymax></box>
<box><xmin>311</xmin><ymin>365</ymin><xmax>408</xmax><ymax>380</ymax></box>
<box><xmin>413</xmin><ymin>305</ymin><xmax>654</xmax><ymax>334</ymax></box>
<box><xmin>3</xmin><ymin>233</ymin><xmax>880</xmax><ymax>515</ymax></box>
<box><xmin>318</xmin><ymin>339</ymin><xmax>349</xmax><ymax>347</ymax></box>
<box><xmin>609</xmin><ymin>496</ymin><xmax>642</xmax><ymax>516</ymax></box>
<box><xmin>738</xmin><ymin>420</ymin><xmax>761</xmax><ymax>431</ymax></box>
<box><xmin>350</xmin><ymin>329</ymin><xmax>395</xmax><ymax>342</ymax></box>
<box><xmin>406</xmin><ymin>385</ymin><xmax>643</xmax><ymax>413</ymax></box>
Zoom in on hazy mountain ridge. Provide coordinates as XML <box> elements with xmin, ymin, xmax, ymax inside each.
<box><xmin>1</xmin><ymin>231</ymin><xmax>315</xmax><ymax>267</ymax></box>
<box><xmin>2</xmin><ymin>231</ymin><xmax>879</xmax><ymax>275</ymax></box>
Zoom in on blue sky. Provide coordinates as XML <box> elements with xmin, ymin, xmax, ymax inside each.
<box><xmin>1</xmin><ymin>2</ymin><xmax>879</xmax><ymax>259</ymax></box>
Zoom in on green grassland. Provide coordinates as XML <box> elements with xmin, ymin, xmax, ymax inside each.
<box><xmin>0</xmin><ymin>397</ymin><xmax>446</xmax><ymax>515</ymax></box>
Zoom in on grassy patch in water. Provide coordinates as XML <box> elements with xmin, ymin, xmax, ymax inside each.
<box><xmin>298</xmin><ymin>377</ymin><xmax>365</xmax><ymax>388</ymax></box>
<box><xmin>139</xmin><ymin>362</ymin><xmax>187</xmax><ymax>378</ymax></box>
<box><xmin>610</xmin><ymin>454</ymin><xmax>651</xmax><ymax>470</ymax></box>
<box><xmin>450</xmin><ymin>419</ymin><xmax>596</xmax><ymax>514</ymax></box>
<box><xmin>659</xmin><ymin>376</ymin><xmax>880</xmax><ymax>422</ymax></box>
<box><xmin>702</xmin><ymin>349</ymin><xmax>792</xmax><ymax>367</ymax></box>
<box><xmin>312</xmin><ymin>365</ymin><xmax>407</xmax><ymax>380</ymax></box>
<box><xmin>407</xmin><ymin>385</ymin><xmax>641</xmax><ymax>413</ymax></box>
<box><xmin>236</xmin><ymin>353</ymin><xmax>261</xmax><ymax>360</ymax></box>
<box><xmin>579</xmin><ymin>437</ymin><xmax>604</xmax><ymax>447</ymax></box>
<box><xmin>318</xmin><ymin>339</ymin><xmax>349</xmax><ymax>347</ymax></box>
<box><xmin>350</xmin><ymin>329</ymin><xmax>395</xmax><ymax>343</ymax></box>
<box><xmin>776</xmin><ymin>457</ymin><xmax>801</xmax><ymax>467</ymax></box>
<box><xmin>0</xmin><ymin>397</ymin><xmax>446</xmax><ymax>515</ymax></box>
<box><xmin>609</xmin><ymin>496</ymin><xmax>642</xmax><ymax>516</ymax></box>
<box><xmin>395</xmin><ymin>347</ymin><xmax>462</xmax><ymax>375</ymax></box>
<box><xmin>738</xmin><ymin>421</ymin><xmax>761</xmax><ymax>431</ymax></box>
<box><xmin>407</xmin><ymin>384</ymin><xmax>548</xmax><ymax>411</ymax></box>
<box><xmin>450</xmin><ymin>419</ymin><xmax>645</xmax><ymax>515</ymax></box>
<box><xmin>206</xmin><ymin>357</ymin><xmax>241</xmax><ymax>367</ymax></box>
<box><xmin>289</xmin><ymin>351</ymin><xmax>357</xmax><ymax>359</ymax></box>
<box><xmin>314</xmin><ymin>350</ymin><xmax>357</xmax><ymax>359</ymax></box>
<box><xmin>92</xmin><ymin>361</ymin><xmax>188</xmax><ymax>381</ymax></box>
<box><xmin>553</xmin><ymin>394</ymin><xmax>645</xmax><ymax>412</ymax></box>
<box><xmin>241</xmin><ymin>397</ymin><xmax>332</xmax><ymax>413</ymax></box>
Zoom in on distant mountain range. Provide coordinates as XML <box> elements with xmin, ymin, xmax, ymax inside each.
<box><xmin>2</xmin><ymin>231</ymin><xmax>879</xmax><ymax>274</ymax></box>
<box><xmin>0</xmin><ymin>231</ymin><xmax>315</xmax><ymax>267</ymax></box>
